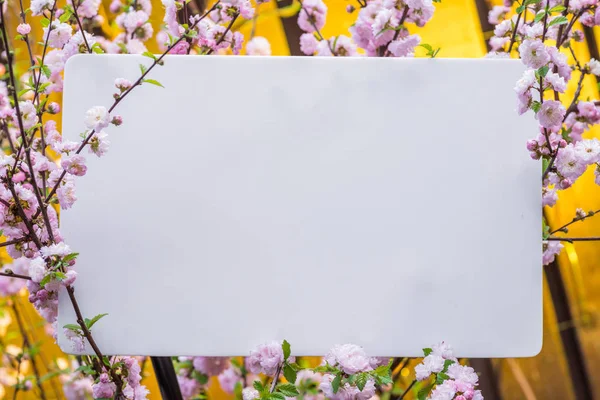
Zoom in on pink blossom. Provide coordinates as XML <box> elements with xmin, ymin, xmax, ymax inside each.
<box><xmin>247</xmin><ymin>341</ymin><xmax>284</xmax><ymax>376</ymax></box>
<box><xmin>92</xmin><ymin>374</ymin><xmax>117</xmax><ymax>399</ymax></box>
<box><xmin>543</xmin><ymin>241</ymin><xmax>563</xmax><ymax>265</ymax></box>
<box><xmin>84</xmin><ymin>106</ymin><xmax>110</xmax><ymax>131</ymax></box>
<box><xmin>169</xmin><ymin>41</ymin><xmax>189</xmax><ymax>54</ymax></box>
<box><xmin>388</xmin><ymin>34</ymin><xmax>421</xmax><ymax>57</ymax></box>
<box><xmin>162</xmin><ymin>0</ymin><xmax>180</xmax><ymax>37</ymax></box>
<box><xmin>324</xmin><ymin>344</ymin><xmax>371</xmax><ymax>375</ymax></box>
<box><xmin>115</xmin><ymin>78</ymin><xmax>132</xmax><ymax>92</ymax></box>
<box><xmin>56</xmin><ymin>178</ymin><xmax>77</xmax><ymax>210</ymax></box>
<box><xmin>414</xmin><ymin>354</ymin><xmax>444</xmax><ymax>381</ymax></box>
<box><xmin>536</xmin><ymin>100</ymin><xmax>565</xmax><ymax>130</ymax></box>
<box><xmin>298</xmin><ymin>0</ymin><xmax>327</xmax><ymax>33</ymax></box>
<box><xmin>300</xmin><ymin>33</ymin><xmax>319</xmax><ymax>55</ymax></box>
<box><xmin>218</xmin><ymin>367</ymin><xmax>243</xmax><ymax>393</ymax></box>
<box><xmin>232</xmin><ymin>31</ymin><xmax>244</xmax><ymax>55</ymax></box>
<box><xmin>542</xmin><ymin>186</ymin><xmax>558</xmax><ymax>207</ymax></box>
<box><xmin>574</xmin><ymin>138</ymin><xmax>600</xmax><ymax>164</ymax></box>
<box><xmin>62</xmin><ymin>154</ymin><xmax>87</xmax><ymax>176</ymax></box>
<box><xmin>246</xmin><ymin>36</ymin><xmax>271</xmax><ymax>56</ymax></box>
<box><xmin>44</xmin><ymin>20</ymin><xmax>73</xmax><ymax>48</ymax></box>
<box><xmin>41</xmin><ymin>242</ymin><xmax>72</xmax><ymax>258</ymax></box>
<box><xmin>31</xmin><ymin>0</ymin><xmax>55</xmax><ymax>15</ymax></box>
<box><xmin>488</xmin><ymin>5</ymin><xmax>510</xmax><ymax>24</ymax></box>
<box><xmin>242</xmin><ymin>387</ymin><xmax>259</xmax><ymax>400</ymax></box>
<box><xmin>193</xmin><ymin>357</ymin><xmax>229</xmax><ymax>376</ymax></box>
<box><xmin>556</xmin><ymin>144</ymin><xmax>587</xmax><ymax>180</ymax></box>
<box><xmin>429</xmin><ymin>380</ymin><xmax>457</xmax><ymax>400</ymax></box>
<box><xmin>64</xmin><ymin>328</ymin><xmax>86</xmax><ymax>352</ymax></box>
<box><xmin>20</xmin><ymin>100</ymin><xmax>38</xmax><ymax>130</ymax></box>
<box><xmin>17</xmin><ymin>23</ymin><xmax>31</xmax><ymax>35</ymax></box>
<box><xmin>89</xmin><ymin>131</ymin><xmax>110</xmax><ymax>157</ymax></box>
<box><xmin>519</xmin><ymin>39</ymin><xmax>550</xmax><ymax>69</ymax></box>
<box><xmin>47</xmin><ymin>102</ymin><xmax>60</xmax><ymax>114</ymax></box>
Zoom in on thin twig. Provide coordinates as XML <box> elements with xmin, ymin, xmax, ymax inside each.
<box><xmin>547</xmin><ymin>236</ymin><xmax>600</xmax><ymax>242</ymax></box>
<box><xmin>269</xmin><ymin>363</ymin><xmax>283</xmax><ymax>393</ymax></box>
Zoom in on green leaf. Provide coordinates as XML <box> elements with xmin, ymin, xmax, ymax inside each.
<box><xmin>143</xmin><ymin>79</ymin><xmax>164</xmax><ymax>88</ymax></box>
<box><xmin>543</xmin><ymin>219</ymin><xmax>550</xmax><ymax>239</ymax></box>
<box><xmin>356</xmin><ymin>373</ymin><xmax>368</xmax><ymax>391</ymax></box>
<box><xmin>282</xmin><ymin>340</ymin><xmax>291</xmax><ymax>360</ymax></box>
<box><xmin>277</xmin><ymin>383</ymin><xmax>300</xmax><ymax>397</ymax></box>
<box><xmin>142</xmin><ymin>51</ymin><xmax>157</xmax><ymax>60</ymax></box>
<box><xmin>59</xmin><ymin>10</ymin><xmax>72</xmax><ymax>22</ymax></box>
<box><xmin>62</xmin><ymin>253</ymin><xmax>80</xmax><ymax>263</ymax></box>
<box><xmin>92</xmin><ymin>43</ymin><xmax>105</xmax><ymax>54</ymax></box>
<box><xmin>76</xmin><ymin>364</ymin><xmax>95</xmax><ymax>375</ymax></box>
<box><xmin>549</xmin><ymin>5</ymin><xmax>566</xmax><ymax>12</ymax></box>
<box><xmin>535</xmin><ymin>65</ymin><xmax>549</xmax><ymax>78</ymax></box>
<box><xmin>41</xmin><ymin>64</ymin><xmax>51</xmax><ymax>79</ymax></box>
<box><xmin>40</xmin><ymin>18</ymin><xmax>50</xmax><ymax>27</ymax></box>
<box><xmin>192</xmin><ymin>370</ymin><xmax>209</xmax><ymax>385</ymax></box>
<box><xmin>270</xmin><ymin>393</ymin><xmax>286</xmax><ymax>400</ymax></box>
<box><xmin>436</xmin><ymin>372</ymin><xmax>449</xmax><ymax>385</ymax></box>
<box><xmin>331</xmin><ymin>373</ymin><xmax>342</xmax><ymax>394</ymax></box>
<box><xmin>423</xmin><ymin>348</ymin><xmax>433</xmax><ymax>356</ymax></box>
<box><xmin>534</xmin><ymin>10</ymin><xmax>546</xmax><ymax>23</ymax></box>
<box><xmin>85</xmin><ymin>313</ymin><xmax>108</xmax><ymax>329</ymax></box>
<box><xmin>283</xmin><ymin>363</ymin><xmax>297</xmax><ymax>384</ymax></box>
<box><xmin>39</xmin><ymin>273</ymin><xmax>54</xmax><ymax>287</ymax></box>
<box><xmin>253</xmin><ymin>380</ymin><xmax>264</xmax><ymax>392</ymax></box>
<box><xmin>63</xmin><ymin>323</ymin><xmax>81</xmax><ymax>331</ymax></box>
<box><xmin>531</xmin><ymin>101</ymin><xmax>542</xmax><ymax>113</ymax></box>
<box><xmin>375</xmin><ymin>374</ymin><xmax>393</xmax><ymax>386</ymax></box>
<box><xmin>442</xmin><ymin>359</ymin><xmax>455</xmax><ymax>373</ymax></box>
<box><xmin>139</xmin><ymin>64</ymin><xmax>148</xmax><ymax>75</ymax></box>
<box><xmin>417</xmin><ymin>386</ymin><xmax>432</xmax><ymax>400</ymax></box>
<box><xmin>549</xmin><ymin>15</ymin><xmax>568</xmax><ymax>27</ymax></box>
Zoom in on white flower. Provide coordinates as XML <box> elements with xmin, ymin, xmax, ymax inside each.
<box><xmin>588</xmin><ymin>58</ymin><xmax>600</xmax><ymax>75</ymax></box>
<box><xmin>30</xmin><ymin>0</ymin><xmax>55</xmax><ymax>15</ymax></box>
<box><xmin>43</xmin><ymin>20</ymin><xmax>73</xmax><ymax>49</ymax></box>
<box><xmin>241</xmin><ymin>388</ymin><xmax>259</xmax><ymax>400</ymax></box>
<box><xmin>40</xmin><ymin>242</ymin><xmax>72</xmax><ymax>258</ymax></box>
<box><xmin>575</xmin><ymin>138</ymin><xmax>600</xmax><ymax>164</ymax></box>
<box><xmin>28</xmin><ymin>257</ymin><xmax>47</xmax><ymax>283</ymax></box>
<box><xmin>246</xmin><ymin>37</ymin><xmax>271</xmax><ymax>56</ymax></box>
<box><xmin>84</xmin><ymin>106</ymin><xmax>110</xmax><ymax>131</ymax></box>
<box><xmin>447</xmin><ymin>364</ymin><xmax>479</xmax><ymax>385</ymax></box>
<box><xmin>20</xmin><ymin>100</ymin><xmax>38</xmax><ymax>130</ymax></box>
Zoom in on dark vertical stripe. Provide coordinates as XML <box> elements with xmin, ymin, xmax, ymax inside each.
<box><xmin>544</xmin><ymin>260</ymin><xmax>594</xmax><ymax>400</ymax></box>
<box><xmin>469</xmin><ymin>359</ymin><xmax>501</xmax><ymax>400</ymax></box>
<box><xmin>275</xmin><ymin>0</ymin><xmax>304</xmax><ymax>55</ymax></box>
<box><xmin>151</xmin><ymin>357</ymin><xmax>183</xmax><ymax>400</ymax></box>
<box><xmin>474</xmin><ymin>0</ymin><xmax>494</xmax><ymax>50</ymax></box>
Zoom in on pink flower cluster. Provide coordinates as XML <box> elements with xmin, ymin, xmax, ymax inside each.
<box><xmin>92</xmin><ymin>357</ymin><xmax>148</xmax><ymax>399</ymax></box>
<box><xmin>415</xmin><ymin>342</ymin><xmax>483</xmax><ymax>400</ymax></box>
<box><xmin>319</xmin><ymin>344</ymin><xmax>383</xmax><ymax>399</ymax></box>
<box><xmin>298</xmin><ymin>0</ymin><xmax>435</xmax><ymax>57</ymax></box>
<box><xmin>246</xmin><ymin>340</ymin><xmax>286</xmax><ymax>376</ymax></box>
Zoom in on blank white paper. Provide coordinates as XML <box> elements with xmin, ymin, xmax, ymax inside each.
<box><xmin>58</xmin><ymin>55</ymin><xmax>541</xmax><ymax>357</ymax></box>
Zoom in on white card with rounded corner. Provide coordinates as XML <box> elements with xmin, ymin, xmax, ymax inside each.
<box><xmin>57</xmin><ymin>55</ymin><xmax>541</xmax><ymax>357</ymax></box>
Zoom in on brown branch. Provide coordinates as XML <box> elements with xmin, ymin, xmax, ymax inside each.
<box><xmin>72</xmin><ymin>0</ymin><xmax>92</xmax><ymax>53</ymax></box>
<box><xmin>0</xmin><ymin>271</ymin><xmax>31</xmax><ymax>280</ymax></box>
<box><xmin>508</xmin><ymin>11</ymin><xmax>522</xmax><ymax>53</ymax></box>
<box><xmin>205</xmin><ymin>11</ymin><xmax>239</xmax><ymax>55</ymax></box>
<box><xmin>269</xmin><ymin>363</ymin><xmax>283</xmax><ymax>393</ymax></box>
<box><xmin>547</xmin><ymin>236</ymin><xmax>600</xmax><ymax>242</ymax></box>
<box><xmin>383</xmin><ymin>5</ymin><xmax>409</xmax><ymax>57</ymax></box>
